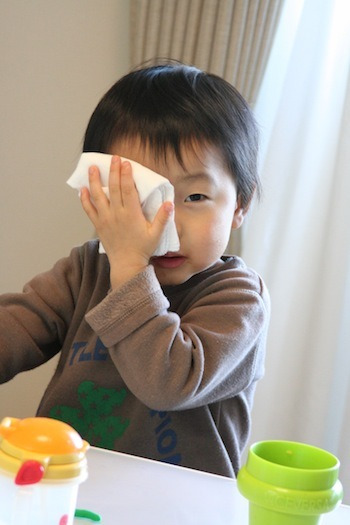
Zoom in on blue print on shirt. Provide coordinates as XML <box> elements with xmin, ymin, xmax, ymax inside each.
<box><xmin>150</xmin><ymin>410</ymin><xmax>182</xmax><ymax>465</ymax></box>
<box><xmin>69</xmin><ymin>337</ymin><xmax>108</xmax><ymax>365</ymax></box>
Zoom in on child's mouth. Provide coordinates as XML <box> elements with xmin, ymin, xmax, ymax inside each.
<box><xmin>152</xmin><ymin>253</ymin><xmax>186</xmax><ymax>269</ymax></box>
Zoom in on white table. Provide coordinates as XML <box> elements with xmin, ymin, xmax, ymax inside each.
<box><xmin>75</xmin><ymin>447</ymin><xmax>349</xmax><ymax>524</ymax></box>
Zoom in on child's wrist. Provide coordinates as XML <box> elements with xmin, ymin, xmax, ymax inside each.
<box><xmin>110</xmin><ymin>262</ymin><xmax>148</xmax><ymax>289</ymax></box>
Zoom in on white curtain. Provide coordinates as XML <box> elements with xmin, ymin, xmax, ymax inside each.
<box><xmin>130</xmin><ymin>0</ymin><xmax>283</xmax><ymax>105</ymax></box>
<box><xmin>242</xmin><ymin>0</ymin><xmax>350</xmax><ymax>503</ymax></box>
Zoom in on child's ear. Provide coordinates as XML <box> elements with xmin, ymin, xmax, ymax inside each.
<box><xmin>231</xmin><ymin>198</ymin><xmax>246</xmax><ymax>231</ymax></box>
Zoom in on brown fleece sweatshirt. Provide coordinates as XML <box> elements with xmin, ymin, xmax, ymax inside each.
<box><xmin>0</xmin><ymin>240</ymin><xmax>269</xmax><ymax>477</ymax></box>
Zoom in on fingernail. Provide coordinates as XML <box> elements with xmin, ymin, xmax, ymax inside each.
<box><xmin>122</xmin><ymin>160</ymin><xmax>131</xmax><ymax>170</ymax></box>
<box><xmin>164</xmin><ymin>202</ymin><xmax>174</xmax><ymax>214</ymax></box>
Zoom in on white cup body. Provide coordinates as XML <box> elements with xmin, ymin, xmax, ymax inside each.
<box><xmin>0</xmin><ymin>469</ymin><xmax>82</xmax><ymax>525</ymax></box>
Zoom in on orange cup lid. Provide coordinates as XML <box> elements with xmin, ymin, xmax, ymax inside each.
<box><xmin>0</xmin><ymin>417</ymin><xmax>89</xmax><ymax>480</ymax></box>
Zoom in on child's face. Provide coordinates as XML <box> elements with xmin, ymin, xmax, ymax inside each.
<box><xmin>110</xmin><ymin>139</ymin><xmax>245</xmax><ymax>286</ymax></box>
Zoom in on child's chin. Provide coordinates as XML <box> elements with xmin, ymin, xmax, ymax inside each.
<box><xmin>153</xmin><ymin>267</ymin><xmax>191</xmax><ymax>286</ymax></box>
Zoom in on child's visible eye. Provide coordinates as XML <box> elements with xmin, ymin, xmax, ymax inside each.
<box><xmin>184</xmin><ymin>194</ymin><xmax>207</xmax><ymax>202</ymax></box>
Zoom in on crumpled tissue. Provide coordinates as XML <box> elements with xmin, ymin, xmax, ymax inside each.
<box><xmin>67</xmin><ymin>152</ymin><xmax>180</xmax><ymax>256</ymax></box>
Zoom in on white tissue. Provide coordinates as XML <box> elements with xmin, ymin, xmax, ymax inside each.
<box><xmin>67</xmin><ymin>152</ymin><xmax>180</xmax><ymax>256</ymax></box>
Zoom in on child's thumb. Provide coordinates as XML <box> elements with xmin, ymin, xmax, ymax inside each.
<box><xmin>153</xmin><ymin>201</ymin><xmax>175</xmax><ymax>234</ymax></box>
<box><xmin>159</xmin><ymin>201</ymin><xmax>174</xmax><ymax>221</ymax></box>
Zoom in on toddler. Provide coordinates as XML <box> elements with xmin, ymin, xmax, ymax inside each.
<box><xmin>0</xmin><ymin>63</ymin><xmax>270</xmax><ymax>477</ymax></box>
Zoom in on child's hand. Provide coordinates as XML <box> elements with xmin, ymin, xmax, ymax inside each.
<box><xmin>80</xmin><ymin>155</ymin><xmax>174</xmax><ymax>288</ymax></box>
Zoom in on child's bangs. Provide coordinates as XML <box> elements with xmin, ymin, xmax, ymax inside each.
<box><xmin>109</xmin><ymin>112</ymin><xmax>209</xmax><ymax>170</ymax></box>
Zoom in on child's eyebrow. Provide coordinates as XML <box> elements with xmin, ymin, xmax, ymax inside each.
<box><xmin>179</xmin><ymin>171</ymin><xmax>217</xmax><ymax>186</ymax></box>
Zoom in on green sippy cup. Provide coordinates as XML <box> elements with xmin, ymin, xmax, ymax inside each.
<box><xmin>237</xmin><ymin>440</ymin><xmax>343</xmax><ymax>525</ymax></box>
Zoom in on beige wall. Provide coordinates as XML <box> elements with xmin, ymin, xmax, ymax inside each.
<box><xmin>0</xmin><ymin>1</ymin><xmax>130</xmax><ymax>419</ymax></box>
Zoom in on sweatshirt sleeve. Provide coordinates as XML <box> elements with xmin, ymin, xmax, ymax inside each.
<box><xmin>86</xmin><ymin>263</ymin><xmax>270</xmax><ymax>412</ymax></box>
<box><xmin>0</xmin><ymin>247</ymin><xmax>84</xmax><ymax>383</ymax></box>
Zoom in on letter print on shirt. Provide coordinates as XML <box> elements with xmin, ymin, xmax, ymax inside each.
<box><xmin>150</xmin><ymin>410</ymin><xmax>182</xmax><ymax>465</ymax></box>
<box><xmin>49</xmin><ymin>380</ymin><xmax>130</xmax><ymax>449</ymax></box>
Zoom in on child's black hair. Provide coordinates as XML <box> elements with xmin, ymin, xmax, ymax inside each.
<box><xmin>83</xmin><ymin>62</ymin><xmax>260</xmax><ymax>208</ymax></box>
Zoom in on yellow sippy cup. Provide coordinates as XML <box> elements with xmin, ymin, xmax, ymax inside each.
<box><xmin>0</xmin><ymin>416</ymin><xmax>89</xmax><ymax>525</ymax></box>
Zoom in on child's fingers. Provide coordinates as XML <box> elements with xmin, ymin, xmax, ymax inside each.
<box><xmin>108</xmin><ymin>156</ymin><xmax>122</xmax><ymax>205</ymax></box>
<box><xmin>88</xmin><ymin>166</ymin><xmax>109</xmax><ymax>208</ymax></box>
<box><xmin>118</xmin><ymin>160</ymin><xmax>140</xmax><ymax>208</ymax></box>
<box><xmin>109</xmin><ymin>157</ymin><xmax>138</xmax><ymax>209</ymax></box>
<box><xmin>80</xmin><ymin>187</ymin><xmax>98</xmax><ymax>223</ymax></box>
<box><xmin>151</xmin><ymin>201</ymin><xmax>174</xmax><ymax>239</ymax></box>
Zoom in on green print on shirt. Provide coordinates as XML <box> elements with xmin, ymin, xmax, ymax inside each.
<box><xmin>49</xmin><ymin>380</ymin><xmax>130</xmax><ymax>449</ymax></box>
